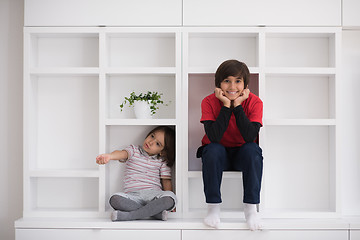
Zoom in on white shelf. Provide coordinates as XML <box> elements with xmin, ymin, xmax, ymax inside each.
<box><xmin>29</xmin><ymin>67</ymin><xmax>100</xmax><ymax>75</ymax></box>
<box><xmin>23</xmin><ymin>210</ymin><xmax>101</xmax><ymax>219</ymax></box>
<box><xmin>29</xmin><ymin>169</ymin><xmax>99</xmax><ymax>178</ymax></box>
<box><xmin>187</xmin><ymin>171</ymin><xmax>242</xmax><ymax>179</ymax></box>
<box><xmin>105</xmin><ymin>119</ymin><xmax>177</xmax><ymax>126</ymax></box>
<box><xmin>184</xmin><ymin>27</ymin><xmax>340</xmax><ymax>218</ymax></box>
<box><xmin>264</xmin><ymin>119</ymin><xmax>336</xmax><ymax>126</ymax></box>
<box><xmin>24</xmin><ymin>27</ymin><xmax>181</xmax><ymax>219</ymax></box>
<box><xmin>187</xmin><ymin>67</ymin><xmax>260</xmax><ymax>74</ymax></box>
<box><xmin>23</xmin><ymin>26</ymin><xmax>340</xmax><ymax>220</ymax></box>
<box><xmin>14</xmin><ymin>217</ymin><xmax>351</xmax><ymax>230</ymax></box>
<box><xmin>265</xmin><ymin>67</ymin><xmax>337</xmax><ymax>75</ymax></box>
<box><xmin>105</xmin><ymin>67</ymin><xmax>177</xmax><ymax>74</ymax></box>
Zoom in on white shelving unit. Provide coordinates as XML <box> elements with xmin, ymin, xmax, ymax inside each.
<box><xmin>23</xmin><ymin>27</ymin><xmax>182</xmax><ymax>218</ymax></box>
<box><xmin>183</xmin><ymin>27</ymin><xmax>341</xmax><ymax>218</ymax></box>
<box><xmin>23</xmin><ymin>25</ymin><xmax>341</xmax><ymax>225</ymax></box>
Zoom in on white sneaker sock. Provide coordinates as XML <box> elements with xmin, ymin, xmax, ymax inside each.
<box><xmin>204</xmin><ymin>203</ymin><xmax>220</xmax><ymax>228</ymax></box>
<box><xmin>244</xmin><ymin>203</ymin><xmax>262</xmax><ymax>231</ymax></box>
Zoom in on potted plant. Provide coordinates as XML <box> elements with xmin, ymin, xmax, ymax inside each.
<box><xmin>120</xmin><ymin>91</ymin><xmax>166</xmax><ymax>119</ymax></box>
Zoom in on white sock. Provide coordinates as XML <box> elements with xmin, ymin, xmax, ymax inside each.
<box><xmin>160</xmin><ymin>210</ymin><xmax>168</xmax><ymax>221</ymax></box>
<box><xmin>204</xmin><ymin>203</ymin><xmax>220</xmax><ymax>228</ymax></box>
<box><xmin>244</xmin><ymin>203</ymin><xmax>262</xmax><ymax>231</ymax></box>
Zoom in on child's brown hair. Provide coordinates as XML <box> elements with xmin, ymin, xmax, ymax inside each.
<box><xmin>146</xmin><ymin>126</ymin><xmax>175</xmax><ymax>167</ymax></box>
<box><xmin>215</xmin><ymin>59</ymin><xmax>250</xmax><ymax>88</ymax></box>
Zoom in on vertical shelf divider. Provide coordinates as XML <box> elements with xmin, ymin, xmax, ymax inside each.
<box><xmin>23</xmin><ymin>28</ymin><xmax>32</xmax><ymax>218</ymax></box>
<box><xmin>181</xmin><ymin>30</ymin><xmax>190</xmax><ymax>217</ymax></box>
<box><xmin>98</xmin><ymin>30</ymin><xmax>107</xmax><ymax>216</ymax></box>
<box><xmin>258</xmin><ymin>29</ymin><xmax>266</xmax><ymax>213</ymax></box>
<box><xmin>334</xmin><ymin>29</ymin><xmax>342</xmax><ymax>216</ymax></box>
<box><xmin>174</xmin><ymin>29</ymin><xmax>183</xmax><ymax>217</ymax></box>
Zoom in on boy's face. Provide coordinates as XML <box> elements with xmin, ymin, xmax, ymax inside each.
<box><xmin>143</xmin><ymin>131</ymin><xmax>165</xmax><ymax>156</ymax></box>
<box><xmin>220</xmin><ymin>76</ymin><xmax>245</xmax><ymax>101</ymax></box>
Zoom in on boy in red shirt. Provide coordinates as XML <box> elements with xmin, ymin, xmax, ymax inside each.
<box><xmin>197</xmin><ymin>60</ymin><xmax>263</xmax><ymax>230</ymax></box>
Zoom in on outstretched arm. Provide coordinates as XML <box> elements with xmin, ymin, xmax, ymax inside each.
<box><xmin>96</xmin><ymin>150</ymin><xmax>128</xmax><ymax>165</ymax></box>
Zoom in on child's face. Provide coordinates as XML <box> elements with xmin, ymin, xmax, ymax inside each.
<box><xmin>143</xmin><ymin>130</ymin><xmax>165</xmax><ymax>156</ymax></box>
<box><xmin>220</xmin><ymin>76</ymin><xmax>245</xmax><ymax>101</ymax></box>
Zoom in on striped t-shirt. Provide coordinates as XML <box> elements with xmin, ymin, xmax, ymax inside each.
<box><xmin>122</xmin><ymin>144</ymin><xmax>171</xmax><ymax>193</ymax></box>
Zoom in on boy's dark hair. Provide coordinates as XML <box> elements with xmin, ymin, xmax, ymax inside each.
<box><xmin>215</xmin><ymin>59</ymin><xmax>250</xmax><ymax>88</ymax></box>
<box><xmin>146</xmin><ymin>126</ymin><xmax>175</xmax><ymax>167</ymax></box>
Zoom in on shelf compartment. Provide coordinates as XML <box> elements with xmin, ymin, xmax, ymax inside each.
<box><xmin>25</xmin><ymin>75</ymin><xmax>99</xmax><ymax>170</ymax></box>
<box><xmin>29</xmin><ymin>33</ymin><xmax>99</xmax><ymax>68</ymax></box>
<box><xmin>106</xmin><ymin>125</ymin><xmax>175</xmax><ymax>154</ymax></box>
<box><xmin>29</xmin><ymin>177</ymin><xmax>99</xmax><ymax>211</ymax></box>
<box><xmin>265</xmin><ymin>33</ymin><xmax>336</xmax><ymax>68</ymax></box>
<box><xmin>264</xmin><ymin>75</ymin><xmax>335</xmax><ymax>119</ymax></box>
<box><xmin>187</xmin><ymin>73</ymin><xmax>259</xmax><ymax>171</ymax></box>
<box><xmin>106</xmin><ymin>33</ymin><xmax>176</xmax><ymax>68</ymax></box>
<box><xmin>106</xmin><ymin>74</ymin><xmax>176</xmax><ymax>119</ymax></box>
<box><xmin>188</xmin><ymin>177</ymin><xmax>244</xmax><ymax>211</ymax></box>
<box><xmin>263</xmin><ymin>126</ymin><xmax>336</xmax><ymax>213</ymax></box>
<box><xmin>187</xmin><ymin>32</ymin><xmax>259</xmax><ymax>69</ymax></box>
<box><xmin>104</xmin><ymin>125</ymin><xmax>177</xmax><ymax>211</ymax></box>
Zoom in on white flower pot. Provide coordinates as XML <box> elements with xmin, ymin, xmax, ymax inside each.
<box><xmin>133</xmin><ymin>101</ymin><xmax>153</xmax><ymax>119</ymax></box>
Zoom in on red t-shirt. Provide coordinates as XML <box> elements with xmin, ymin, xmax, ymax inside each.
<box><xmin>200</xmin><ymin>92</ymin><xmax>263</xmax><ymax>147</ymax></box>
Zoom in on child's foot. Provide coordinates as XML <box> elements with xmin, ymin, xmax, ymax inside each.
<box><xmin>152</xmin><ymin>210</ymin><xmax>168</xmax><ymax>221</ymax></box>
<box><xmin>111</xmin><ymin>210</ymin><xmax>130</xmax><ymax>221</ymax></box>
<box><xmin>111</xmin><ymin>210</ymin><xmax>118</xmax><ymax>221</ymax></box>
<box><xmin>204</xmin><ymin>203</ymin><xmax>220</xmax><ymax>228</ymax></box>
<box><xmin>244</xmin><ymin>203</ymin><xmax>263</xmax><ymax>231</ymax></box>
<box><xmin>160</xmin><ymin>210</ymin><xmax>168</xmax><ymax>221</ymax></box>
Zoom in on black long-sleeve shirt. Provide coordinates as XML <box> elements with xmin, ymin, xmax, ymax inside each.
<box><xmin>203</xmin><ymin>105</ymin><xmax>261</xmax><ymax>144</ymax></box>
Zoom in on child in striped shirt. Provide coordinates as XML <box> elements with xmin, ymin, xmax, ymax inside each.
<box><xmin>96</xmin><ymin>126</ymin><xmax>176</xmax><ymax>221</ymax></box>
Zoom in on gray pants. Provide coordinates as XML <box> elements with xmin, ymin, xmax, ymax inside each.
<box><xmin>113</xmin><ymin>189</ymin><xmax>177</xmax><ymax>211</ymax></box>
<box><xmin>110</xmin><ymin>189</ymin><xmax>177</xmax><ymax>221</ymax></box>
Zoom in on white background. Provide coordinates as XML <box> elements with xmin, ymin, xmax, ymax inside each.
<box><xmin>1</xmin><ymin>0</ymin><xmax>360</xmax><ymax>240</ymax></box>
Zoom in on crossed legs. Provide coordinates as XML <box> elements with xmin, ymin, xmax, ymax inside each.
<box><xmin>109</xmin><ymin>194</ymin><xmax>175</xmax><ymax>221</ymax></box>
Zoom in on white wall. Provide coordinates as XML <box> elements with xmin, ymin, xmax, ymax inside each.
<box><xmin>341</xmin><ymin>30</ymin><xmax>360</xmax><ymax>215</ymax></box>
<box><xmin>1</xmin><ymin>1</ymin><xmax>360</xmax><ymax>240</ymax></box>
<box><xmin>0</xmin><ymin>1</ymin><xmax>24</xmax><ymax>240</ymax></box>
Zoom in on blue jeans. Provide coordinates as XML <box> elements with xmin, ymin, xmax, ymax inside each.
<box><xmin>201</xmin><ymin>142</ymin><xmax>263</xmax><ymax>204</ymax></box>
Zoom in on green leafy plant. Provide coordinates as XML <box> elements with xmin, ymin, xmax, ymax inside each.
<box><xmin>120</xmin><ymin>91</ymin><xmax>166</xmax><ymax>116</ymax></box>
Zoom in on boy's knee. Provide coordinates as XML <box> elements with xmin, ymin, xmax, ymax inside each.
<box><xmin>242</xmin><ymin>143</ymin><xmax>262</xmax><ymax>156</ymax></box>
<box><xmin>241</xmin><ymin>143</ymin><xmax>263</xmax><ymax>164</ymax></box>
<box><xmin>202</xmin><ymin>143</ymin><xmax>226</xmax><ymax>158</ymax></box>
<box><xmin>202</xmin><ymin>144</ymin><xmax>226</xmax><ymax>167</ymax></box>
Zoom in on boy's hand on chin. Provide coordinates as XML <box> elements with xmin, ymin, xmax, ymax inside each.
<box><xmin>234</xmin><ymin>88</ymin><xmax>250</xmax><ymax>107</ymax></box>
<box><xmin>215</xmin><ymin>88</ymin><xmax>231</xmax><ymax>108</ymax></box>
